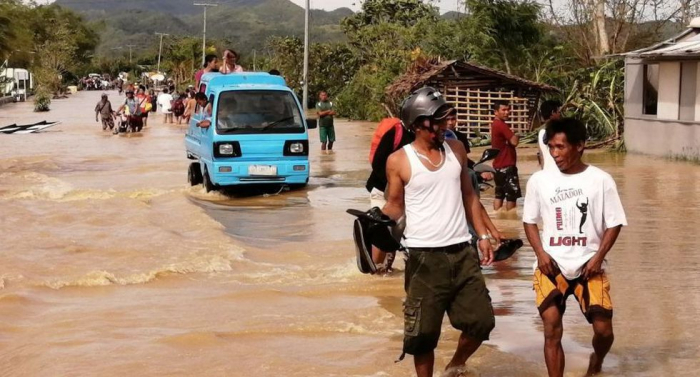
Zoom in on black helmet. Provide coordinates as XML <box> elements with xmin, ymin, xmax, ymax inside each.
<box><xmin>400</xmin><ymin>87</ymin><xmax>449</xmax><ymax>128</ymax></box>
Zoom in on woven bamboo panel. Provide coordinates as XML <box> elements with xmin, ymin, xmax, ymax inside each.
<box><xmin>442</xmin><ymin>86</ymin><xmax>530</xmax><ymax>138</ymax></box>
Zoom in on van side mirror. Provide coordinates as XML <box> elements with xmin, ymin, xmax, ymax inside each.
<box><xmin>306</xmin><ymin>118</ymin><xmax>318</xmax><ymax>129</ymax></box>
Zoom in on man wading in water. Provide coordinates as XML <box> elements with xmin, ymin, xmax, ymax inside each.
<box><xmin>523</xmin><ymin>118</ymin><xmax>627</xmax><ymax>377</ymax></box>
<box><xmin>381</xmin><ymin>87</ymin><xmax>495</xmax><ymax>377</ymax></box>
<box><xmin>95</xmin><ymin>93</ymin><xmax>115</xmax><ymax>131</ymax></box>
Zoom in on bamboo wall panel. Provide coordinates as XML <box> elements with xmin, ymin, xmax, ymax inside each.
<box><xmin>442</xmin><ymin>86</ymin><xmax>531</xmax><ymax>138</ymax></box>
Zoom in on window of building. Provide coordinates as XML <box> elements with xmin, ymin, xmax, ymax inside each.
<box><xmin>643</xmin><ymin>64</ymin><xmax>659</xmax><ymax>116</ymax></box>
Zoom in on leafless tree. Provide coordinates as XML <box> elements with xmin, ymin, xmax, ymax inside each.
<box><xmin>547</xmin><ymin>0</ymin><xmax>696</xmax><ymax>64</ymax></box>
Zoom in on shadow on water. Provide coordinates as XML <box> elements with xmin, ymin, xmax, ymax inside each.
<box><xmin>185</xmin><ymin>145</ymin><xmax>374</xmax><ymax>249</ymax></box>
<box><xmin>186</xmin><ymin>166</ymin><xmax>370</xmax><ymax>248</ymax></box>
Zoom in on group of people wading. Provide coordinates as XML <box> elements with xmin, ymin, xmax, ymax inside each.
<box><xmin>365</xmin><ymin>87</ymin><xmax>626</xmax><ymax>377</ymax></box>
<box><xmin>93</xmin><ymin>49</ymin><xmax>246</xmax><ymax>134</ymax></box>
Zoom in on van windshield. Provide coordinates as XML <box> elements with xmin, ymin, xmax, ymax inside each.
<box><xmin>216</xmin><ymin>90</ymin><xmax>304</xmax><ymax>134</ymax></box>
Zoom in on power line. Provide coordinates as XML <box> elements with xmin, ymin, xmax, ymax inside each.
<box><xmin>303</xmin><ymin>0</ymin><xmax>310</xmax><ymax>109</ymax></box>
<box><xmin>126</xmin><ymin>44</ymin><xmax>136</xmax><ymax>64</ymax></box>
<box><xmin>194</xmin><ymin>3</ymin><xmax>219</xmax><ymax>65</ymax></box>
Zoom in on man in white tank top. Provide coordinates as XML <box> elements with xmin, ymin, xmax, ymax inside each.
<box><xmin>380</xmin><ymin>87</ymin><xmax>496</xmax><ymax>377</ymax></box>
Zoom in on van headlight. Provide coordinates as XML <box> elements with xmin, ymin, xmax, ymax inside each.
<box><xmin>290</xmin><ymin>142</ymin><xmax>304</xmax><ymax>154</ymax></box>
<box><xmin>214</xmin><ymin>141</ymin><xmax>241</xmax><ymax>158</ymax></box>
<box><xmin>219</xmin><ymin>143</ymin><xmax>234</xmax><ymax>155</ymax></box>
<box><xmin>283</xmin><ymin>140</ymin><xmax>309</xmax><ymax>156</ymax></box>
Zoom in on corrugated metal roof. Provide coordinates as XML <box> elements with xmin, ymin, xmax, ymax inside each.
<box><xmin>626</xmin><ymin>28</ymin><xmax>700</xmax><ymax>58</ymax></box>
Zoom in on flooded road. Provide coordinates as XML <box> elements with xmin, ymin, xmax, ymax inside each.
<box><xmin>1</xmin><ymin>90</ymin><xmax>699</xmax><ymax>376</ymax></box>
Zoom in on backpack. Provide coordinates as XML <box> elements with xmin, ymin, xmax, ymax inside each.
<box><xmin>368</xmin><ymin>117</ymin><xmax>403</xmax><ymax>164</ymax></box>
<box><xmin>172</xmin><ymin>98</ymin><xmax>185</xmax><ymax>115</ymax></box>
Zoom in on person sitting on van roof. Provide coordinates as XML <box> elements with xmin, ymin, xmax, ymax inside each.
<box><xmin>196</xmin><ymin>54</ymin><xmax>218</xmax><ymax>89</ymax></box>
<box><xmin>220</xmin><ymin>49</ymin><xmax>244</xmax><ymax>74</ymax></box>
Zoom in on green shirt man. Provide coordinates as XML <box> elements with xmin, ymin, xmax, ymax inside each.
<box><xmin>316</xmin><ymin>91</ymin><xmax>336</xmax><ymax>151</ymax></box>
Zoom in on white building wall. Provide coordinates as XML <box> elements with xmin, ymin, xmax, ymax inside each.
<box><xmin>694</xmin><ymin>63</ymin><xmax>700</xmax><ymax>121</ymax></box>
<box><xmin>625</xmin><ymin>118</ymin><xmax>700</xmax><ymax>159</ymax></box>
<box><xmin>680</xmin><ymin>62</ymin><xmax>697</xmax><ymax>121</ymax></box>
<box><xmin>657</xmin><ymin>62</ymin><xmax>681</xmax><ymax>120</ymax></box>
<box><xmin>625</xmin><ymin>58</ymin><xmax>700</xmax><ymax>160</ymax></box>
<box><xmin>625</xmin><ymin>60</ymin><xmax>644</xmax><ymax>117</ymax></box>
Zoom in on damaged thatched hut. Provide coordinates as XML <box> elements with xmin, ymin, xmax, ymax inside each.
<box><xmin>385</xmin><ymin>59</ymin><xmax>558</xmax><ymax>137</ymax></box>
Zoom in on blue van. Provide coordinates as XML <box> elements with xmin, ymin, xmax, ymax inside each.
<box><xmin>185</xmin><ymin>73</ymin><xmax>317</xmax><ymax>192</ymax></box>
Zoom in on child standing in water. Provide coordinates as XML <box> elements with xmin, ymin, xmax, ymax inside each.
<box><xmin>316</xmin><ymin>91</ymin><xmax>336</xmax><ymax>151</ymax></box>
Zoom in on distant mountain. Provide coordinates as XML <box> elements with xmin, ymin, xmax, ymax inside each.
<box><xmin>56</xmin><ymin>0</ymin><xmax>353</xmax><ymax>60</ymax></box>
<box><xmin>55</xmin><ymin>0</ymin><xmax>263</xmax><ymax>16</ymax></box>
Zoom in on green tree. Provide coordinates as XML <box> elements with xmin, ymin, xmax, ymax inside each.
<box><xmin>414</xmin><ymin>18</ymin><xmax>472</xmax><ymax>61</ymax></box>
<box><xmin>461</xmin><ymin>0</ymin><xmax>543</xmax><ymax>74</ymax></box>
<box><xmin>267</xmin><ymin>36</ymin><xmax>360</xmax><ymax>106</ymax></box>
<box><xmin>0</xmin><ymin>13</ymin><xmax>15</xmax><ymax>62</ymax></box>
<box><xmin>34</xmin><ymin>21</ymin><xmax>77</xmax><ymax>96</ymax></box>
<box><xmin>161</xmin><ymin>37</ymin><xmax>202</xmax><ymax>88</ymax></box>
<box><xmin>267</xmin><ymin>36</ymin><xmax>304</xmax><ymax>92</ymax></box>
<box><xmin>0</xmin><ymin>1</ymin><xmax>34</xmax><ymax>67</ymax></box>
<box><xmin>310</xmin><ymin>43</ymin><xmax>359</xmax><ymax>99</ymax></box>
<box><xmin>342</xmin><ymin>0</ymin><xmax>439</xmax><ymax>33</ymax></box>
<box><xmin>333</xmin><ymin>0</ymin><xmax>441</xmax><ymax>119</ymax></box>
<box><xmin>28</xmin><ymin>4</ymin><xmax>99</xmax><ymax>71</ymax></box>
<box><xmin>0</xmin><ymin>2</ymin><xmax>99</xmax><ymax>90</ymax></box>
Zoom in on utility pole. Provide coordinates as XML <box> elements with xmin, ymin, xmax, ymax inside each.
<box><xmin>194</xmin><ymin>3</ymin><xmax>218</xmax><ymax>65</ymax></box>
<box><xmin>126</xmin><ymin>44</ymin><xmax>136</xmax><ymax>64</ymax></box>
<box><xmin>302</xmin><ymin>0</ymin><xmax>310</xmax><ymax>110</ymax></box>
<box><xmin>155</xmin><ymin>33</ymin><xmax>169</xmax><ymax>74</ymax></box>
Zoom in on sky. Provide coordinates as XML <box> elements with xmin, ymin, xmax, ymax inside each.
<box><xmin>34</xmin><ymin>0</ymin><xmax>466</xmax><ymax>14</ymax></box>
<box><xmin>289</xmin><ymin>0</ymin><xmax>465</xmax><ymax>14</ymax></box>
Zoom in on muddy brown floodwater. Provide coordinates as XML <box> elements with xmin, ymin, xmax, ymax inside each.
<box><xmin>1</xmin><ymin>90</ymin><xmax>699</xmax><ymax>376</ymax></box>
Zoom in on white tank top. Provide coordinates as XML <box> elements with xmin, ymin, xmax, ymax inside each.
<box><xmin>402</xmin><ymin>143</ymin><xmax>472</xmax><ymax>248</ymax></box>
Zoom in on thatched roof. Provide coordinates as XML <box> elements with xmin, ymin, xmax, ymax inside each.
<box><xmin>385</xmin><ymin>59</ymin><xmax>559</xmax><ymax>101</ymax></box>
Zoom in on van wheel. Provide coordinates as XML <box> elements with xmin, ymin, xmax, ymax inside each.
<box><xmin>188</xmin><ymin>163</ymin><xmax>203</xmax><ymax>186</ymax></box>
<box><xmin>203</xmin><ymin>168</ymin><xmax>216</xmax><ymax>193</ymax></box>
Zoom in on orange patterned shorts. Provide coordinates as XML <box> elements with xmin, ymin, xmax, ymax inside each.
<box><xmin>533</xmin><ymin>269</ymin><xmax>612</xmax><ymax>323</ymax></box>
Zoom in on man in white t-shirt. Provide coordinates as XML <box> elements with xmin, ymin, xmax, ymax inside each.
<box><xmin>522</xmin><ymin>118</ymin><xmax>627</xmax><ymax>377</ymax></box>
<box><xmin>157</xmin><ymin>88</ymin><xmax>174</xmax><ymax>124</ymax></box>
<box><xmin>538</xmin><ymin>100</ymin><xmax>562</xmax><ymax>171</ymax></box>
